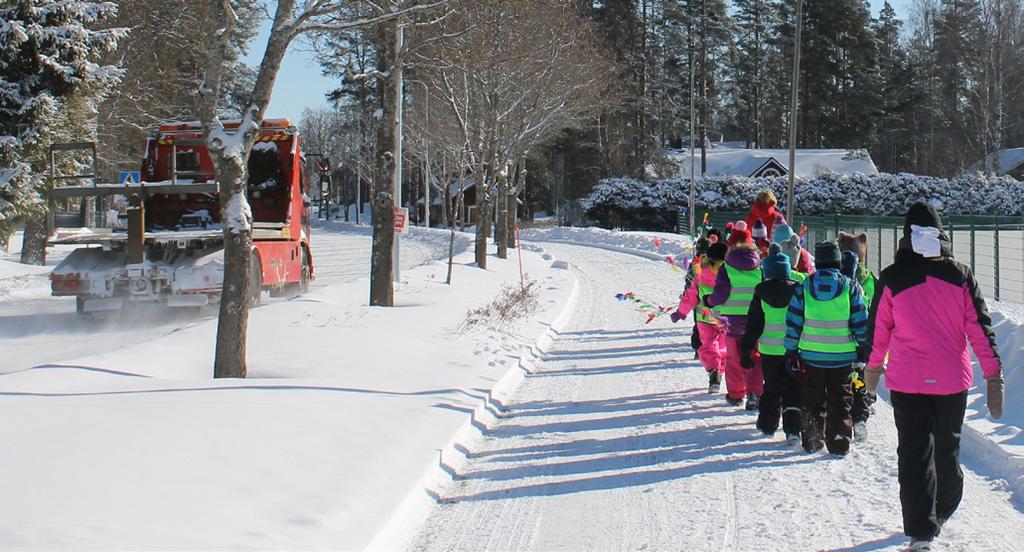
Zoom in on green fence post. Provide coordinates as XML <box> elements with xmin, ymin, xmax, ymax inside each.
<box><xmin>877</xmin><ymin>221</ymin><xmax>883</xmax><ymax>273</ymax></box>
<box><xmin>994</xmin><ymin>217</ymin><xmax>1000</xmax><ymax>301</ymax></box>
<box><xmin>970</xmin><ymin>220</ymin><xmax>976</xmax><ymax>274</ymax></box>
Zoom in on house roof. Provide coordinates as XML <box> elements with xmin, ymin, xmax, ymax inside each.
<box><xmin>968</xmin><ymin>148</ymin><xmax>1024</xmax><ymax>175</ymax></box>
<box><xmin>669</xmin><ymin>146</ymin><xmax>879</xmax><ymax>178</ymax></box>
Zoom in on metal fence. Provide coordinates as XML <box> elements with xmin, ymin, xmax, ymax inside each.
<box><xmin>707</xmin><ymin>212</ymin><xmax>1024</xmax><ymax>303</ymax></box>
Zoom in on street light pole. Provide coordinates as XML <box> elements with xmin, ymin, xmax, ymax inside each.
<box><xmin>786</xmin><ymin>0</ymin><xmax>804</xmax><ymax>221</ymax></box>
<box><xmin>689</xmin><ymin>27</ymin><xmax>696</xmax><ymax>237</ymax></box>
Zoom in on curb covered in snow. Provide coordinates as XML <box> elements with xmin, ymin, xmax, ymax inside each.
<box><xmin>365</xmin><ymin>251</ymin><xmax>583</xmax><ymax>551</ymax></box>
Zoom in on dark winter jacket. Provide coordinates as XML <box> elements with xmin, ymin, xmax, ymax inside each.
<box><xmin>741</xmin><ymin>278</ymin><xmax>800</xmax><ymax>358</ymax></box>
<box><xmin>785</xmin><ymin>268</ymin><xmax>869</xmax><ymax>368</ymax></box>
<box><xmin>867</xmin><ymin>235</ymin><xmax>1001</xmax><ymax>394</ymax></box>
<box><xmin>704</xmin><ymin>247</ymin><xmax>762</xmax><ymax>336</ymax></box>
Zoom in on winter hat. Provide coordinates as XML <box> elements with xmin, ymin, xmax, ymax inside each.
<box><xmin>706</xmin><ymin>242</ymin><xmax>728</xmax><ymax>263</ymax></box>
<box><xmin>772</xmin><ymin>221</ymin><xmax>795</xmax><ymax>244</ymax></box>
<box><xmin>752</xmin><ymin>219</ymin><xmax>768</xmax><ymax>240</ymax></box>
<box><xmin>903</xmin><ymin>201</ymin><xmax>944</xmax><ymax>235</ymax></box>
<box><xmin>762</xmin><ymin>243</ymin><xmax>792</xmax><ymax>280</ymax></box>
<box><xmin>841</xmin><ymin>250</ymin><xmax>859</xmax><ymax>280</ymax></box>
<box><xmin>727</xmin><ymin>220</ymin><xmax>752</xmax><ymax>248</ymax></box>
<box><xmin>814</xmin><ymin>241</ymin><xmax>842</xmax><ymax>270</ymax></box>
<box><xmin>775</xmin><ymin>213</ymin><xmax>788</xmax><ymax>227</ymax></box>
<box><xmin>706</xmin><ymin>228</ymin><xmax>724</xmax><ymax>243</ymax></box>
<box><xmin>779</xmin><ymin>234</ymin><xmax>801</xmax><ymax>268</ymax></box>
<box><xmin>694</xmin><ymin>237</ymin><xmax>710</xmax><ymax>257</ymax></box>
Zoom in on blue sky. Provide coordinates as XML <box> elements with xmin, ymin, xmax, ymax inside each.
<box><xmin>245</xmin><ymin>0</ymin><xmax>913</xmax><ymax>124</ymax></box>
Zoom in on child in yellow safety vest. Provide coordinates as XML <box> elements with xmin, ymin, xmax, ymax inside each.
<box><xmin>784</xmin><ymin>241</ymin><xmax>870</xmax><ymax>456</ymax></box>
<box><xmin>740</xmin><ymin>244</ymin><xmax>802</xmax><ymax>445</ymax></box>
<box><xmin>840</xmin><ymin>244</ymin><xmax>879</xmax><ymax>442</ymax></box>
<box><xmin>703</xmin><ymin>221</ymin><xmax>764</xmax><ymax>409</ymax></box>
<box><xmin>672</xmin><ymin>241</ymin><xmax>729</xmax><ymax>393</ymax></box>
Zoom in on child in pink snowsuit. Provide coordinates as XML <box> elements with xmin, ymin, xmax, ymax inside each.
<box><xmin>673</xmin><ymin>241</ymin><xmax>728</xmax><ymax>393</ymax></box>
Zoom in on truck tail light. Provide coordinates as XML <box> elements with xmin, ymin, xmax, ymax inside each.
<box><xmin>51</xmin><ymin>273</ymin><xmax>89</xmax><ymax>294</ymax></box>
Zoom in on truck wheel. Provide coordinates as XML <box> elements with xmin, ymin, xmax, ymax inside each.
<box><xmin>249</xmin><ymin>254</ymin><xmax>262</xmax><ymax>307</ymax></box>
<box><xmin>299</xmin><ymin>248</ymin><xmax>310</xmax><ymax>295</ymax></box>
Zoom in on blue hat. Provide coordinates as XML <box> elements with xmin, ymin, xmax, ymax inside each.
<box><xmin>762</xmin><ymin>243</ymin><xmax>792</xmax><ymax>280</ymax></box>
<box><xmin>772</xmin><ymin>222</ymin><xmax>796</xmax><ymax>244</ymax></box>
<box><xmin>841</xmin><ymin>250</ymin><xmax>859</xmax><ymax>279</ymax></box>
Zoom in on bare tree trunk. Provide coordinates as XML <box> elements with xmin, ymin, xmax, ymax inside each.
<box><xmin>370</xmin><ymin>22</ymin><xmax>397</xmax><ymax>306</ymax></box>
<box><xmin>496</xmin><ymin>167</ymin><xmax>509</xmax><ymax>259</ymax></box>
<box><xmin>20</xmin><ymin>213</ymin><xmax>49</xmax><ymax>265</ymax></box>
<box><xmin>474</xmin><ymin>168</ymin><xmax>490</xmax><ymax>269</ymax></box>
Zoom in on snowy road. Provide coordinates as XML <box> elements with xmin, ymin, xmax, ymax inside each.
<box><xmin>0</xmin><ymin>223</ymin><xmax>455</xmax><ymax>373</ymax></box>
<box><xmin>410</xmin><ymin>242</ymin><xmax>1024</xmax><ymax>552</ymax></box>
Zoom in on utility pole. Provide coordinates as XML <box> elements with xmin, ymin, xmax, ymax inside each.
<box><xmin>392</xmin><ymin>22</ymin><xmax>404</xmax><ymax>283</ymax></box>
<box><xmin>689</xmin><ymin>16</ymin><xmax>696</xmax><ymax>236</ymax></box>
<box><xmin>787</xmin><ymin>0</ymin><xmax>804</xmax><ymax>220</ymax></box>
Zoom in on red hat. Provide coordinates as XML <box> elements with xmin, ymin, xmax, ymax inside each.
<box><xmin>728</xmin><ymin>220</ymin><xmax>752</xmax><ymax>247</ymax></box>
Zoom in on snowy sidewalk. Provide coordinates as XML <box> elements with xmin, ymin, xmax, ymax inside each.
<box><xmin>409</xmin><ymin>242</ymin><xmax>1024</xmax><ymax>552</ymax></box>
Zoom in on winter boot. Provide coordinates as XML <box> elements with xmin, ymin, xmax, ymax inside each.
<box><xmin>745</xmin><ymin>392</ymin><xmax>760</xmax><ymax>411</ymax></box>
<box><xmin>907</xmin><ymin>538</ymin><xmax>932</xmax><ymax>551</ymax></box>
<box><xmin>785</xmin><ymin>433</ymin><xmax>802</xmax><ymax>446</ymax></box>
<box><xmin>853</xmin><ymin>421</ymin><xmax>868</xmax><ymax>442</ymax></box>
<box><xmin>725</xmin><ymin>395</ymin><xmax>744</xmax><ymax>407</ymax></box>
<box><xmin>708</xmin><ymin>370</ymin><xmax>721</xmax><ymax>394</ymax></box>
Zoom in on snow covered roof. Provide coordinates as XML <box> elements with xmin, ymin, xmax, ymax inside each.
<box><xmin>669</xmin><ymin>146</ymin><xmax>878</xmax><ymax>178</ymax></box>
<box><xmin>968</xmin><ymin>148</ymin><xmax>1024</xmax><ymax>176</ymax></box>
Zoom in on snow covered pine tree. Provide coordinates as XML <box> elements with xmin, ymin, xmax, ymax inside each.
<box><xmin>0</xmin><ymin>0</ymin><xmax>124</xmax><ymax>263</ymax></box>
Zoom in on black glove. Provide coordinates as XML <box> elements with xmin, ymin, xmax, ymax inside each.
<box><xmin>785</xmin><ymin>351</ymin><xmax>802</xmax><ymax>378</ymax></box>
<box><xmin>740</xmin><ymin>352</ymin><xmax>754</xmax><ymax>370</ymax></box>
<box><xmin>856</xmin><ymin>345</ymin><xmax>871</xmax><ymax>364</ymax></box>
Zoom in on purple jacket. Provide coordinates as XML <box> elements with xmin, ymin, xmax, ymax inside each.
<box><xmin>704</xmin><ymin>247</ymin><xmax>761</xmax><ymax>336</ymax></box>
<box><xmin>867</xmin><ymin>237</ymin><xmax>1001</xmax><ymax>395</ymax></box>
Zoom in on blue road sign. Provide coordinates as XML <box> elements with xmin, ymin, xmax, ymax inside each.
<box><xmin>119</xmin><ymin>171</ymin><xmax>141</xmax><ymax>184</ymax></box>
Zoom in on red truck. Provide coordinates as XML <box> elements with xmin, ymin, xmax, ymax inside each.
<box><xmin>49</xmin><ymin>119</ymin><xmax>314</xmax><ymax>313</ymax></box>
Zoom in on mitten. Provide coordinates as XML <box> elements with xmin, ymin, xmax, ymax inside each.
<box><xmin>740</xmin><ymin>352</ymin><xmax>754</xmax><ymax>370</ymax></box>
<box><xmin>784</xmin><ymin>351</ymin><xmax>802</xmax><ymax>377</ymax></box>
<box><xmin>988</xmin><ymin>373</ymin><xmax>1005</xmax><ymax>420</ymax></box>
<box><xmin>856</xmin><ymin>345</ymin><xmax>871</xmax><ymax>364</ymax></box>
<box><xmin>864</xmin><ymin>365</ymin><xmax>884</xmax><ymax>399</ymax></box>
<box><xmin>670</xmin><ymin>311</ymin><xmax>685</xmax><ymax>323</ymax></box>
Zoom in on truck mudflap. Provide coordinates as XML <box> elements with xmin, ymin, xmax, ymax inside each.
<box><xmin>166</xmin><ymin>294</ymin><xmax>211</xmax><ymax>308</ymax></box>
<box><xmin>80</xmin><ymin>297</ymin><xmax>124</xmax><ymax>313</ymax></box>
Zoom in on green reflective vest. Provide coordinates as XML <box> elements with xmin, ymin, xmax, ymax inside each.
<box><xmin>695</xmin><ymin>280</ymin><xmax>718</xmax><ymax>324</ymax></box>
<box><xmin>758</xmin><ymin>300</ymin><xmax>788</xmax><ymax>355</ymax></box>
<box><xmin>798</xmin><ymin>281</ymin><xmax>857</xmax><ymax>354</ymax></box>
<box><xmin>719</xmin><ymin>264</ymin><xmax>762</xmax><ymax>316</ymax></box>
<box><xmin>791</xmin><ymin>271</ymin><xmax>808</xmax><ymax>283</ymax></box>
<box><xmin>860</xmin><ymin>273</ymin><xmax>876</xmax><ymax>305</ymax></box>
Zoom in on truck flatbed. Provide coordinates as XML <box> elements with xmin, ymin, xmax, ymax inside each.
<box><xmin>49</xmin><ymin>223</ymin><xmax>291</xmax><ymax>246</ymax></box>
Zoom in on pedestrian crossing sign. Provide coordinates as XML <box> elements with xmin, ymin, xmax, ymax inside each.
<box><xmin>119</xmin><ymin>171</ymin><xmax>141</xmax><ymax>184</ymax></box>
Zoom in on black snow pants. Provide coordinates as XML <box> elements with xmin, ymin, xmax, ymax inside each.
<box><xmin>850</xmin><ymin>364</ymin><xmax>871</xmax><ymax>424</ymax></box>
<box><xmin>801</xmin><ymin>364</ymin><xmax>853</xmax><ymax>455</ymax></box>
<box><xmin>890</xmin><ymin>391</ymin><xmax>968</xmax><ymax>541</ymax></box>
<box><xmin>757</xmin><ymin>354</ymin><xmax>802</xmax><ymax>436</ymax></box>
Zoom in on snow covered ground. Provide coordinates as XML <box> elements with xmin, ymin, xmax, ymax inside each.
<box><xmin>0</xmin><ymin>223</ymin><xmax>575</xmax><ymax>549</ymax></box>
<box><xmin>407</xmin><ymin>236</ymin><xmax>1024</xmax><ymax>552</ymax></box>
<box><xmin>2</xmin><ymin>223</ymin><xmax>1022</xmax><ymax>550</ymax></box>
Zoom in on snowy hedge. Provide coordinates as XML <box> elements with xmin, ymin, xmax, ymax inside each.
<box><xmin>583</xmin><ymin>173</ymin><xmax>1024</xmax><ymax>228</ymax></box>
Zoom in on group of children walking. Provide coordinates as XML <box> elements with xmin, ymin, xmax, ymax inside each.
<box><xmin>673</xmin><ymin>190</ymin><xmax>877</xmax><ymax>456</ymax></box>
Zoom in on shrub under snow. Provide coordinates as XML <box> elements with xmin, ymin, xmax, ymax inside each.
<box><xmin>583</xmin><ymin>173</ymin><xmax>1024</xmax><ymax>229</ymax></box>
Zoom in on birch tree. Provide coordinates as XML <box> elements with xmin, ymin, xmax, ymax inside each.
<box><xmin>199</xmin><ymin>0</ymin><xmax>448</xmax><ymax>378</ymax></box>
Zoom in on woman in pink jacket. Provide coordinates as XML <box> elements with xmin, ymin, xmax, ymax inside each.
<box><xmin>865</xmin><ymin>202</ymin><xmax>1005</xmax><ymax>552</ymax></box>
